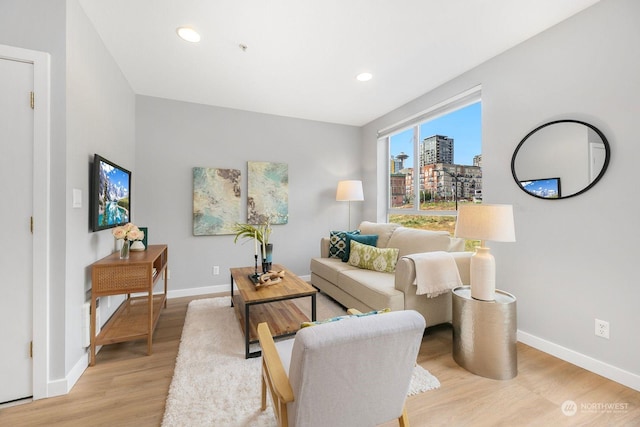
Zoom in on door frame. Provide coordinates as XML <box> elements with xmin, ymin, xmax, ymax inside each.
<box><xmin>0</xmin><ymin>44</ymin><xmax>51</xmax><ymax>400</ymax></box>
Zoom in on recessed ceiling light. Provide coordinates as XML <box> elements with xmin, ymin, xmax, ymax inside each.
<box><xmin>356</xmin><ymin>72</ymin><xmax>373</xmax><ymax>82</ymax></box>
<box><xmin>177</xmin><ymin>27</ymin><xmax>201</xmax><ymax>43</ymax></box>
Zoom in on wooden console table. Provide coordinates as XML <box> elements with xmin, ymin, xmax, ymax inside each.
<box><xmin>89</xmin><ymin>244</ymin><xmax>168</xmax><ymax>366</ymax></box>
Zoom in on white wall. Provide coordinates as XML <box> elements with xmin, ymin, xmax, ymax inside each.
<box><xmin>135</xmin><ymin>96</ymin><xmax>361</xmax><ymax>293</ymax></box>
<box><xmin>362</xmin><ymin>0</ymin><xmax>639</xmax><ymax>388</ymax></box>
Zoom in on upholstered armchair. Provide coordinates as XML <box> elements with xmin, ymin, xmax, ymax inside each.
<box><xmin>257</xmin><ymin>309</ymin><xmax>426</xmax><ymax>427</ymax></box>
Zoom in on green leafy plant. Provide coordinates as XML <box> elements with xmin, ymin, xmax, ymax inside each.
<box><xmin>232</xmin><ymin>222</ymin><xmax>271</xmax><ymax>245</ymax></box>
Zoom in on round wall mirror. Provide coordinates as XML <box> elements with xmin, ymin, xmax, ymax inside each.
<box><xmin>511</xmin><ymin>120</ymin><xmax>610</xmax><ymax>199</ymax></box>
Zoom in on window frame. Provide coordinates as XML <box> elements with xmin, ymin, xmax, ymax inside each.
<box><xmin>381</xmin><ymin>87</ymin><xmax>482</xmax><ymax>220</ymax></box>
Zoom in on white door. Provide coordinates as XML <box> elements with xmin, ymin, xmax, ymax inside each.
<box><xmin>0</xmin><ymin>57</ymin><xmax>34</xmax><ymax>403</ymax></box>
<box><xmin>589</xmin><ymin>141</ymin><xmax>606</xmax><ymax>182</ymax></box>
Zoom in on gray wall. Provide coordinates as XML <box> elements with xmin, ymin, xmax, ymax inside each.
<box><xmin>362</xmin><ymin>0</ymin><xmax>639</xmax><ymax>385</ymax></box>
<box><xmin>135</xmin><ymin>96</ymin><xmax>361</xmax><ymax>293</ymax></box>
<box><xmin>66</xmin><ymin>0</ymin><xmax>136</xmax><ymax>372</ymax></box>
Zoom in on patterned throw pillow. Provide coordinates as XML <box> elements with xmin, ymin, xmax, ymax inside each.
<box><xmin>300</xmin><ymin>308</ymin><xmax>391</xmax><ymax>328</ymax></box>
<box><xmin>347</xmin><ymin>240</ymin><xmax>400</xmax><ymax>273</ymax></box>
<box><xmin>342</xmin><ymin>233</ymin><xmax>378</xmax><ymax>262</ymax></box>
<box><xmin>329</xmin><ymin>230</ymin><xmax>360</xmax><ymax>259</ymax></box>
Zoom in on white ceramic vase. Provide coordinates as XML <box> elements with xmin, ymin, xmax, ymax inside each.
<box><xmin>130</xmin><ymin>240</ymin><xmax>146</xmax><ymax>251</ymax></box>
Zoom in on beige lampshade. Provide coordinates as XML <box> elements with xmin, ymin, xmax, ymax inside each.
<box><xmin>454</xmin><ymin>204</ymin><xmax>516</xmax><ymax>242</ymax></box>
<box><xmin>336</xmin><ymin>180</ymin><xmax>364</xmax><ymax>201</ymax></box>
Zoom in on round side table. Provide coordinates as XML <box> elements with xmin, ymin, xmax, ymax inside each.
<box><xmin>452</xmin><ymin>286</ymin><xmax>517</xmax><ymax>380</ymax></box>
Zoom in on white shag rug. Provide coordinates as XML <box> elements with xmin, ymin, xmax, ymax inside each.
<box><xmin>162</xmin><ymin>296</ymin><xmax>440</xmax><ymax>427</ymax></box>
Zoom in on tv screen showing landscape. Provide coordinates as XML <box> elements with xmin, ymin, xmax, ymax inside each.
<box><xmin>520</xmin><ymin>177</ymin><xmax>561</xmax><ymax>199</ymax></box>
<box><xmin>92</xmin><ymin>154</ymin><xmax>131</xmax><ymax>231</ymax></box>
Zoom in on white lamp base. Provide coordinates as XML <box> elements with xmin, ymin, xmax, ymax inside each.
<box><xmin>470</xmin><ymin>246</ymin><xmax>496</xmax><ymax>301</ymax></box>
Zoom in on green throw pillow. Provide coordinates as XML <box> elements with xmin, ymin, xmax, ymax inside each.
<box><xmin>347</xmin><ymin>240</ymin><xmax>400</xmax><ymax>273</ymax></box>
<box><xmin>342</xmin><ymin>233</ymin><xmax>378</xmax><ymax>262</ymax></box>
<box><xmin>301</xmin><ymin>308</ymin><xmax>391</xmax><ymax>328</ymax></box>
<box><xmin>329</xmin><ymin>229</ymin><xmax>360</xmax><ymax>259</ymax></box>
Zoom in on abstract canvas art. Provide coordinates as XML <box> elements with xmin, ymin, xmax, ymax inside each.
<box><xmin>192</xmin><ymin>167</ymin><xmax>241</xmax><ymax>235</ymax></box>
<box><xmin>247</xmin><ymin>161</ymin><xmax>288</xmax><ymax>225</ymax></box>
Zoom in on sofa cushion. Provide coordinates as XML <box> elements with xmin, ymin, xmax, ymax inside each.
<box><xmin>310</xmin><ymin>257</ymin><xmax>360</xmax><ymax>284</ymax></box>
<box><xmin>329</xmin><ymin>229</ymin><xmax>360</xmax><ymax>259</ymax></box>
<box><xmin>386</xmin><ymin>227</ymin><xmax>451</xmax><ymax>257</ymax></box>
<box><xmin>337</xmin><ymin>269</ymin><xmax>404</xmax><ymax>311</ymax></box>
<box><xmin>358</xmin><ymin>221</ymin><xmax>400</xmax><ymax>248</ymax></box>
<box><xmin>342</xmin><ymin>233</ymin><xmax>379</xmax><ymax>262</ymax></box>
<box><xmin>347</xmin><ymin>241</ymin><xmax>400</xmax><ymax>273</ymax></box>
<box><xmin>449</xmin><ymin>237</ymin><xmax>465</xmax><ymax>252</ymax></box>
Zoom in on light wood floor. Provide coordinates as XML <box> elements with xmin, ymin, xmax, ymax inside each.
<box><xmin>1</xmin><ymin>293</ymin><xmax>638</xmax><ymax>426</ymax></box>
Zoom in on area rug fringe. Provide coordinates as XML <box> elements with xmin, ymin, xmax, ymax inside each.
<box><xmin>162</xmin><ymin>296</ymin><xmax>439</xmax><ymax>427</ymax></box>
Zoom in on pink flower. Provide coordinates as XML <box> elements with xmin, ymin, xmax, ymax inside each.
<box><xmin>128</xmin><ymin>228</ymin><xmax>144</xmax><ymax>241</ymax></box>
<box><xmin>112</xmin><ymin>226</ymin><xmax>127</xmax><ymax>240</ymax></box>
<box><xmin>112</xmin><ymin>223</ymin><xmax>144</xmax><ymax>241</ymax></box>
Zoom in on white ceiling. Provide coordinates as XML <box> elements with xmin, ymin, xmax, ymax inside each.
<box><xmin>78</xmin><ymin>0</ymin><xmax>599</xmax><ymax>126</ymax></box>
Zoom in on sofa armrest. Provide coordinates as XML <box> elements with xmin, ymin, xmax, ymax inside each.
<box><xmin>395</xmin><ymin>252</ymin><xmax>472</xmax><ymax>292</ymax></box>
<box><xmin>320</xmin><ymin>237</ymin><xmax>331</xmax><ymax>258</ymax></box>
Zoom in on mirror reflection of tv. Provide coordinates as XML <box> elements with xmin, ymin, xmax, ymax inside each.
<box><xmin>520</xmin><ymin>177</ymin><xmax>561</xmax><ymax>199</ymax></box>
<box><xmin>91</xmin><ymin>154</ymin><xmax>131</xmax><ymax>231</ymax></box>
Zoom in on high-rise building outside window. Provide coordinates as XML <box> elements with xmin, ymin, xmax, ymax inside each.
<box><xmin>384</xmin><ymin>94</ymin><xmax>481</xmax><ymax>248</ymax></box>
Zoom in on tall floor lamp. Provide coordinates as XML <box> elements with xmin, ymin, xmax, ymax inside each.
<box><xmin>454</xmin><ymin>204</ymin><xmax>516</xmax><ymax>301</ymax></box>
<box><xmin>336</xmin><ymin>180</ymin><xmax>364</xmax><ymax>230</ymax></box>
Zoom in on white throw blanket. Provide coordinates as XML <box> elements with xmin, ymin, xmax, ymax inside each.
<box><xmin>404</xmin><ymin>252</ymin><xmax>462</xmax><ymax>297</ymax></box>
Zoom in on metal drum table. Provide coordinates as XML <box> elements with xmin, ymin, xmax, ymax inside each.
<box><xmin>452</xmin><ymin>286</ymin><xmax>517</xmax><ymax>380</ymax></box>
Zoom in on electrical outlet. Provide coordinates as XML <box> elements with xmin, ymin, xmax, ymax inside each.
<box><xmin>595</xmin><ymin>319</ymin><xmax>609</xmax><ymax>339</ymax></box>
<box><xmin>213</xmin><ymin>266</ymin><xmax>220</xmax><ymax>275</ymax></box>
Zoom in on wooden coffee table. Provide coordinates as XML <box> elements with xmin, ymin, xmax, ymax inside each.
<box><xmin>230</xmin><ymin>264</ymin><xmax>317</xmax><ymax>358</ymax></box>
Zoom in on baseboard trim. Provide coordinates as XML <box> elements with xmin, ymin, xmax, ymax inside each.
<box><xmin>47</xmin><ymin>345</ymin><xmax>92</xmax><ymax>399</ymax></box>
<box><xmin>46</xmin><ymin>378</ymin><xmax>68</xmax><ymax>399</ymax></box>
<box><xmin>518</xmin><ymin>330</ymin><xmax>640</xmax><ymax>392</ymax></box>
<box><xmin>167</xmin><ymin>284</ymin><xmax>229</xmax><ymax>299</ymax></box>
<box><xmin>166</xmin><ymin>275</ymin><xmax>313</xmax><ymax>300</ymax></box>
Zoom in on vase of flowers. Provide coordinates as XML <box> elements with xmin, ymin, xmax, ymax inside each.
<box><xmin>112</xmin><ymin>223</ymin><xmax>145</xmax><ymax>259</ymax></box>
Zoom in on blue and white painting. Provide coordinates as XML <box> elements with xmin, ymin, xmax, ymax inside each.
<box><xmin>97</xmin><ymin>161</ymin><xmax>129</xmax><ymax>227</ymax></box>
<box><xmin>247</xmin><ymin>162</ymin><xmax>288</xmax><ymax>225</ymax></box>
<box><xmin>193</xmin><ymin>167</ymin><xmax>241</xmax><ymax>235</ymax></box>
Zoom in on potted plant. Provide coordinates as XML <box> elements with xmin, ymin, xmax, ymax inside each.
<box><xmin>233</xmin><ymin>220</ymin><xmax>273</xmax><ymax>270</ymax></box>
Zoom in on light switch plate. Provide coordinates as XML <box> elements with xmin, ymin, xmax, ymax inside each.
<box><xmin>72</xmin><ymin>188</ymin><xmax>82</xmax><ymax>208</ymax></box>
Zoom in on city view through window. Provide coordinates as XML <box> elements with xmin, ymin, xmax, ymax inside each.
<box><xmin>388</xmin><ymin>102</ymin><xmax>481</xmax><ymax>247</ymax></box>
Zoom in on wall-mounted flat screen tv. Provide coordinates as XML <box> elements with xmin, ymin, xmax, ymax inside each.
<box><xmin>520</xmin><ymin>177</ymin><xmax>561</xmax><ymax>199</ymax></box>
<box><xmin>91</xmin><ymin>154</ymin><xmax>131</xmax><ymax>231</ymax></box>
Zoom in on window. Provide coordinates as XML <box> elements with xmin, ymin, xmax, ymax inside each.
<box><xmin>382</xmin><ymin>90</ymin><xmax>482</xmax><ymax>248</ymax></box>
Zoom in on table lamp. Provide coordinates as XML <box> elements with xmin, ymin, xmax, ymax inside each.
<box><xmin>336</xmin><ymin>180</ymin><xmax>364</xmax><ymax>230</ymax></box>
<box><xmin>454</xmin><ymin>204</ymin><xmax>516</xmax><ymax>301</ymax></box>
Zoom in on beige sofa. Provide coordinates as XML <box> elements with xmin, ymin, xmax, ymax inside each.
<box><xmin>310</xmin><ymin>221</ymin><xmax>472</xmax><ymax>327</ymax></box>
